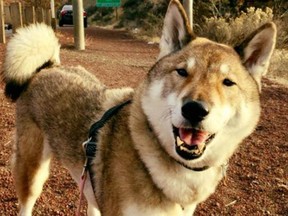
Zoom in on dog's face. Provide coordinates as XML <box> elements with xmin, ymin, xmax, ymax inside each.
<box><xmin>141</xmin><ymin>0</ymin><xmax>276</xmax><ymax>168</ymax></box>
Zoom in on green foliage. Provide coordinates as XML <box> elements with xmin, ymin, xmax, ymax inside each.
<box><xmin>122</xmin><ymin>0</ymin><xmax>153</xmax><ymax>21</ymax></box>
<box><xmin>86</xmin><ymin>5</ymin><xmax>114</xmax><ymax>25</ymax></box>
<box><xmin>119</xmin><ymin>0</ymin><xmax>168</xmax><ymax>36</ymax></box>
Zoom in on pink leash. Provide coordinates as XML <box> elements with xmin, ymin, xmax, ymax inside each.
<box><xmin>76</xmin><ymin>166</ymin><xmax>88</xmax><ymax>216</ymax></box>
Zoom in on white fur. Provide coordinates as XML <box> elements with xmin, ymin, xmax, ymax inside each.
<box><xmin>19</xmin><ymin>140</ymin><xmax>51</xmax><ymax>216</ymax></box>
<box><xmin>4</xmin><ymin>23</ymin><xmax>60</xmax><ymax>84</ymax></box>
<box><xmin>183</xmin><ymin>204</ymin><xmax>197</xmax><ymax>216</ymax></box>
<box><xmin>187</xmin><ymin>57</ymin><xmax>196</xmax><ymax>69</ymax></box>
<box><xmin>123</xmin><ymin>202</ymin><xmax>182</xmax><ymax>216</ymax></box>
<box><xmin>143</xmin><ymin>158</ymin><xmax>222</xmax><ymax>205</ymax></box>
<box><xmin>220</xmin><ymin>63</ymin><xmax>230</xmax><ymax>74</ymax></box>
<box><xmin>141</xmin><ymin>80</ymin><xmax>175</xmax><ymax>161</ymax></box>
<box><xmin>123</xmin><ymin>203</ymin><xmax>197</xmax><ymax>216</ymax></box>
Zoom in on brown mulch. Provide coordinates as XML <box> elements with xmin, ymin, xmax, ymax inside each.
<box><xmin>0</xmin><ymin>26</ymin><xmax>287</xmax><ymax>215</ymax></box>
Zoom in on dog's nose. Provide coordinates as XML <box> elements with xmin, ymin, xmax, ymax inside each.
<box><xmin>181</xmin><ymin>100</ymin><xmax>209</xmax><ymax>125</ymax></box>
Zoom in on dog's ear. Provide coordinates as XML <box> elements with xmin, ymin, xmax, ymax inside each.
<box><xmin>235</xmin><ymin>22</ymin><xmax>277</xmax><ymax>90</ymax></box>
<box><xmin>158</xmin><ymin>0</ymin><xmax>195</xmax><ymax>60</ymax></box>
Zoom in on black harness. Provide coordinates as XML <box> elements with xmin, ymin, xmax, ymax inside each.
<box><xmin>82</xmin><ymin>100</ymin><xmax>132</xmax><ymax>193</ymax></box>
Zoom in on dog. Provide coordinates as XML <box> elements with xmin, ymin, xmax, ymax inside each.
<box><xmin>2</xmin><ymin>0</ymin><xmax>276</xmax><ymax>215</ymax></box>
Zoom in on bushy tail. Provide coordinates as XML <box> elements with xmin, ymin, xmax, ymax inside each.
<box><xmin>3</xmin><ymin>23</ymin><xmax>60</xmax><ymax>101</ymax></box>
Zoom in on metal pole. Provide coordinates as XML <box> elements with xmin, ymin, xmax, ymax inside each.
<box><xmin>73</xmin><ymin>0</ymin><xmax>85</xmax><ymax>50</ymax></box>
<box><xmin>50</xmin><ymin>0</ymin><xmax>56</xmax><ymax>30</ymax></box>
<box><xmin>0</xmin><ymin>0</ymin><xmax>5</xmax><ymax>43</ymax></box>
<box><xmin>183</xmin><ymin>0</ymin><xmax>193</xmax><ymax>30</ymax></box>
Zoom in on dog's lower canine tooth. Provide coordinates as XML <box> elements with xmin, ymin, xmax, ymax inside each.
<box><xmin>176</xmin><ymin>136</ymin><xmax>184</xmax><ymax>146</ymax></box>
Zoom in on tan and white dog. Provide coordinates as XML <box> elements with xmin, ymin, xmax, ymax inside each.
<box><xmin>2</xmin><ymin>0</ymin><xmax>276</xmax><ymax>215</ymax></box>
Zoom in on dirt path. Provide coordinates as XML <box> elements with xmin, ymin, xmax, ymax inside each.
<box><xmin>0</xmin><ymin>27</ymin><xmax>287</xmax><ymax>215</ymax></box>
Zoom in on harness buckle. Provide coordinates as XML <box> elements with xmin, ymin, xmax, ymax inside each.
<box><xmin>82</xmin><ymin>137</ymin><xmax>97</xmax><ymax>159</ymax></box>
<box><xmin>81</xmin><ymin>138</ymin><xmax>97</xmax><ymax>178</ymax></box>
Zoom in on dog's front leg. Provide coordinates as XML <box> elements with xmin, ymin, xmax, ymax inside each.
<box><xmin>182</xmin><ymin>203</ymin><xmax>197</xmax><ymax>216</ymax></box>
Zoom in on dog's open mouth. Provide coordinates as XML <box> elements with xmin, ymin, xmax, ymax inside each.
<box><xmin>173</xmin><ymin>126</ymin><xmax>215</xmax><ymax>160</ymax></box>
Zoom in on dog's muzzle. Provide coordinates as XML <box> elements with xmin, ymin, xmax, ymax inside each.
<box><xmin>173</xmin><ymin>126</ymin><xmax>215</xmax><ymax>160</ymax></box>
<box><xmin>173</xmin><ymin>100</ymin><xmax>215</xmax><ymax>160</ymax></box>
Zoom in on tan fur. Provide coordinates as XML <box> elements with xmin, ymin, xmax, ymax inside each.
<box><xmin>2</xmin><ymin>0</ymin><xmax>277</xmax><ymax>215</ymax></box>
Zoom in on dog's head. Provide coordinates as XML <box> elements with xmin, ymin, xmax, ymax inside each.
<box><xmin>141</xmin><ymin>0</ymin><xmax>276</xmax><ymax>168</ymax></box>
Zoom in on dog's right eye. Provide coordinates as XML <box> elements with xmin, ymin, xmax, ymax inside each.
<box><xmin>176</xmin><ymin>69</ymin><xmax>188</xmax><ymax>77</ymax></box>
<box><xmin>223</xmin><ymin>78</ymin><xmax>236</xmax><ymax>87</ymax></box>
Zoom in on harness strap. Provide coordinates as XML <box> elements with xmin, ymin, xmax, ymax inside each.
<box><xmin>77</xmin><ymin>100</ymin><xmax>131</xmax><ymax>215</ymax></box>
<box><xmin>86</xmin><ymin>100</ymin><xmax>131</xmax><ymax>192</ymax></box>
<box><xmin>89</xmin><ymin>100</ymin><xmax>132</xmax><ymax>141</ymax></box>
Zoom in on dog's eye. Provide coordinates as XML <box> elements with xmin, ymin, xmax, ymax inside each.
<box><xmin>176</xmin><ymin>69</ymin><xmax>188</xmax><ymax>77</ymax></box>
<box><xmin>223</xmin><ymin>78</ymin><xmax>236</xmax><ymax>87</ymax></box>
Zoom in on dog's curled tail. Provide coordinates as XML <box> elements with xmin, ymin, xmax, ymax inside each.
<box><xmin>3</xmin><ymin>23</ymin><xmax>60</xmax><ymax>101</ymax></box>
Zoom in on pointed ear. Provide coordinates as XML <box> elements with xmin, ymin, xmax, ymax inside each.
<box><xmin>158</xmin><ymin>0</ymin><xmax>195</xmax><ymax>60</ymax></box>
<box><xmin>235</xmin><ymin>22</ymin><xmax>277</xmax><ymax>90</ymax></box>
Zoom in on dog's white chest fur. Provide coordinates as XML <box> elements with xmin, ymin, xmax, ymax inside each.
<box><xmin>122</xmin><ymin>167</ymin><xmax>222</xmax><ymax>216</ymax></box>
<box><xmin>149</xmin><ymin>161</ymin><xmax>223</xmax><ymax>205</ymax></box>
<box><xmin>123</xmin><ymin>203</ymin><xmax>183</xmax><ymax>216</ymax></box>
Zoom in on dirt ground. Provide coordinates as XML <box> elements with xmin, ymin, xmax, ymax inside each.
<box><xmin>0</xmin><ymin>27</ymin><xmax>287</xmax><ymax>215</ymax></box>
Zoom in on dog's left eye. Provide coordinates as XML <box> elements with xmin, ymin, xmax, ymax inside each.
<box><xmin>223</xmin><ymin>78</ymin><xmax>236</xmax><ymax>87</ymax></box>
<box><xmin>176</xmin><ymin>69</ymin><xmax>188</xmax><ymax>77</ymax></box>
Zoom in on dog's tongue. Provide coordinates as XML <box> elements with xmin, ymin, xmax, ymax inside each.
<box><xmin>179</xmin><ymin>128</ymin><xmax>208</xmax><ymax>146</ymax></box>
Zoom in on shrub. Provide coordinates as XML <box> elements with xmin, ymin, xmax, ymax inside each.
<box><xmin>196</xmin><ymin>7</ymin><xmax>274</xmax><ymax>47</ymax></box>
<box><xmin>269</xmin><ymin>49</ymin><xmax>288</xmax><ymax>82</ymax></box>
<box><xmin>274</xmin><ymin>17</ymin><xmax>288</xmax><ymax>49</ymax></box>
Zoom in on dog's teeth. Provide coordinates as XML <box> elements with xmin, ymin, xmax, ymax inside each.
<box><xmin>176</xmin><ymin>136</ymin><xmax>184</xmax><ymax>146</ymax></box>
<box><xmin>180</xmin><ymin>146</ymin><xmax>186</xmax><ymax>151</ymax></box>
<box><xmin>198</xmin><ymin>143</ymin><xmax>205</xmax><ymax>151</ymax></box>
